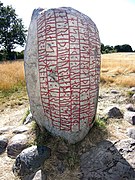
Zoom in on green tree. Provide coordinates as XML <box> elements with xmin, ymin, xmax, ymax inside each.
<box><xmin>101</xmin><ymin>43</ymin><xmax>117</xmax><ymax>54</ymax></box>
<box><xmin>0</xmin><ymin>1</ymin><xmax>27</xmax><ymax>60</ymax></box>
<box><xmin>101</xmin><ymin>43</ymin><xmax>105</xmax><ymax>53</ymax></box>
<box><xmin>114</xmin><ymin>44</ymin><xmax>133</xmax><ymax>52</ymax></box>
<box><xmin>121</xmin><ymin>44</ymin><xmax>133</xmax><ymax>52</ymax></box>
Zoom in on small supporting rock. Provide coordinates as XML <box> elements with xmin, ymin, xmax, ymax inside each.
<box><xmin>32</xmin><ymin>170</ymin><xmax>47</xmax><ymax>180</ymax></box>
<box><xmin>126</xmin><ymin>104</ymin><xmax>135</xmax><ymax>112</ymax></box>
<box><xmin>106</xmin><ymin>106</ymin><xmax>123</xmax><ymax>119</ymax></box>
<box><xmin>130</xmin><ymin>87</ymin><xmax>135</xmax><ymax>92</ymax></box>
<box><xmin>0</xmin><ymin>135</ymin><xmax>8</xmax><ymax>154</ymax></box>
<box><xmin>0</xmin><ymin>126</ymin><xmax>14</xmax><ymax>135</ymax></box>
<box><xmin>13</xmin><ymin>126</ymin><xmax>29</xmax><ymax>134</ymax></box>
<box><xmin>19</xmin><ymin>169</ymin><xmax>47</xmax><ymax>180</ymax></box>
<box><xmin>7</xmin><ymin>134</ymin><xmax>28</xmax><ymax>158</ymax></box>
<box><xmin>127</xmin><ymin>128</ymin><xmax>135</xmax><ymax>139</ymax></box>
<box><xmin>132</xmin><ymin>94</ymin><xmax>135</xmax><ymax>101</ymax></box>
<box><xmin>111</xmin><ymin>89</ymin><xmax>119</xmax><ymax>94</ymax></box>
<box><xmin>23</xmin><ymin>112</ymin><xmax>33</xmax><ymax>125</ymax></box>
<box><xmin>12</xmin><ymin>145</ymin><xmax>51</xmax><ymax>179</ymax></box>
<box><xmin>124</xmin><ymin>111</ymin><xmax>135</xmax><ymax>125</ymax></box>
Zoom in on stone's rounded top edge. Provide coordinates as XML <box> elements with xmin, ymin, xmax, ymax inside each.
<box><xmin>32</xmin><ymin>6</ymin><xmax>98</xmax><ymax>32</ymax></box>
<box><xmin>31</xmin><ymin>6</ymin><xmax>94</xmax><ymax>22</ymax></box>
<box><xmin>30</xmin><ymin>6</ymin><xmax>99</xmax><ymax>32</ymax></box>
<box><xmin>31</xmin><ymin>6</ymin><xmax>73</xmax><ymax>19</ymax></box>
<box><xmin>31</xmin><ymin>8</ymin><xmax>45</xmax><ymax>20</ymax></box>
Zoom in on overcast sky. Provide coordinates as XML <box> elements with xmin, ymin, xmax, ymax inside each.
<box><xmin>3</xmin><ymin>0</ymin><xmax>135</xmax><ymax>50</ymax></box>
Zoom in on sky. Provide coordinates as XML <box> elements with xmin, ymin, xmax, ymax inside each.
<box><xmin>2</xmin><ymin>0</ymin><xmax>135</xmax><ymax>50</ymax></box>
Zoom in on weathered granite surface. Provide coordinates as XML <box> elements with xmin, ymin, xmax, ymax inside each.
<box><xmin>80</xmin><ymin>139</ymin><xmax>135</xmax><ymax>180</ymax></box>
<box><xmin>24</xmin><ymin>7</ymin><xmax>101</xmax><ymax>143</ymax></box>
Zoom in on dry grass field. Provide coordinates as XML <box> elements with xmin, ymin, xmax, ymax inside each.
<box><xmin>0</xmin><ymin>60</ymin><xmax>25</xmax><ymax>91</ymax></box>
<box><xmin>0</xmin><ymin>53</ymin><xmax>135</xmax><ymax>93</ymax></box>
<box><xmin>0</xmin><ymin>60</ymin><xmax>28</xmax><ymax>109</ymax></box>
<box><xmin>101</xmin><ymin>53</ymin><xmax>135</xmax><ymax>87</ymax></box>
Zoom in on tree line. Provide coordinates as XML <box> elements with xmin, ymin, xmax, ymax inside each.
<box><xmin>0</xmin><ymin>1</ymin><xmax>135</xmax><ymax>61</ymax></box>
<box><xmin>101</xmin><ymin>43</ymin><xmax>134</xmax><ymax>54</ymax></box>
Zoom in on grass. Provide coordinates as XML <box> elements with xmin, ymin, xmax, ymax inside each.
<box><xmin>101</xmin><ymin>53</ymin><xmax>135</xmax><ymax>87</ymax></box>
<box><xmin>21</xmin><ymin>107</ymin><xmax>30</xmax><ymax>123</ymax></box>
<box><xmin>0</xmin><ymin>60</ymin><xmax>25</xmax><ymax>91</ymax></box>
<box><xmin>0</xmin><ymin>60</ymin><xmax>28</xmax><ymax>108</ymax></box>
<box><xmin>127</xmin><ymin>90</ymin><xmax>135</xmax><ymax>98</ymax></box>
<box><xmin>95</xmin><ymin>116</ymin><xmax>107</xmax><ymax>129</ymax></box>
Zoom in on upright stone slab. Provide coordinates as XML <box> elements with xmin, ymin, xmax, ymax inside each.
<box><xmin>24</xmin><ymin>7</ymin><xmax>101</xmax><ymax>143</ymax></box>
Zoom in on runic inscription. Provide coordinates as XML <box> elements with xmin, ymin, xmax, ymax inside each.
<box><xmin>37</xmin><ymin>9</ymin><xmax>100</xmax><ymax>132</ymax></box>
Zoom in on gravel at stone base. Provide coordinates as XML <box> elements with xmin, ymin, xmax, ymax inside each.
<box><xmin>0</xmin><ymin>104</ymin><xmax>28</xmax><ymax>180</ymax></box>
<box><xmin>0</xmin><ymin>86</ymin><xmax>135</xmax><ymax>180</ymax></box>
<box><xmin>97</xmin><ymin>86</ymin><xmax>129</xmax><ymax>117</ymax></box>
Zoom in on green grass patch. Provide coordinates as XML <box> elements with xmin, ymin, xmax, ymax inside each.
<box><xmin>0</xmin><ymin>85</ymin><xmax>28</xmax><ymax>108</ymax></box>
<box><xmin>127</xmin><ymin>90</ymin><xmax>134</xmax><ymax>98</ymax></box>
<box><xmin>21</xmin><ymin>107</ymin><xmax>30</xmax><ymax>123</ymax></box>
<box><xmin>0</xmin><ymin>82</ymin><xmax>26</xmax><ymax>97</ymax></box>
<box><xmin>95</xmin><ymin>116</ymin><xmax>107</xmax><ymax>129</ymax></box>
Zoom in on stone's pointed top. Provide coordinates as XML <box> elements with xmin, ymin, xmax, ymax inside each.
<box><xmin>31</xmin><ymin>8</ymin><xmax>45</xmax><ymax>20</ymax></box>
